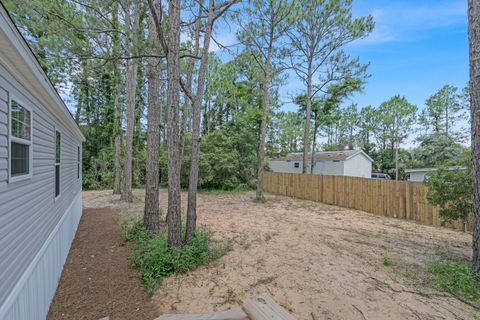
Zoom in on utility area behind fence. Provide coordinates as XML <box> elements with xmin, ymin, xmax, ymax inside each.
<box><xmin>263</xmin><ymin>172</ymin><xmax>466</xmax><ymax>231</ymax></box>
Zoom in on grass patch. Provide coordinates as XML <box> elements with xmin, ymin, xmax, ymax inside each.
<box><xmin>427</xmin><ymin>254</ymin><xmax>480</xmax><ymax>307</ymax></box>
<box><xmin>383</xmin><ymin>256</ymin><xmax>393</xmax><ymax>266</ymax></box>
<box><xmin>198</xmin><ymin>184</ymin><xmax>252</xmax><ymax>195</ymax></box>
<box><xmin>124</xmin><ymin>220</ymin><xmax>232</xmax><ymax>294</ymax></box>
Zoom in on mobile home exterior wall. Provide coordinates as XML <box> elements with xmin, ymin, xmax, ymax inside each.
<box><xmin>343</xmin><ymin>153</ymin><xmax>372</xmax><ymax>178</ymax></box>
<box><xmin>0</xmin><ymin>5</ymin><xmax>84</xmax><ymax>320</ymax></box>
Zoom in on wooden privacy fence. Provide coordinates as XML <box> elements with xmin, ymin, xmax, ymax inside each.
<box><xmin>263</xmin><ymin>172</ymin><xmax>465</xmax><ymax>231</ymax></box>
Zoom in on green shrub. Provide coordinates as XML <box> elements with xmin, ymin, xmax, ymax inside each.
<box><xmin>427</xmin><ymin>256</ymin><xmax>480</xmax><ymax>306</ymax></box>
<box><xmin>125</xmin><ymin>221</ymin><xmax>232</xmax><ymax>294</ymax></box>
<box><xmin>425</xmin><ymin>151</ymin><xmax>471</xmax><ymax>224</ymax></box>
<box><xmin>383</xmin><ymin>256</ymin><xmax>393</xmax><ymax>266</ymax></box>
<box><xmin>122</xmin><ymin>219</ymin><xmax>150</xmax><ymax>242</ymax></box>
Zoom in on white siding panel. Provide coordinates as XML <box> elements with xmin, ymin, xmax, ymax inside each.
<box><xmin>269</xmin><ymin>160</ymin><xmax>304</xmax><ymax>173</ymax></box>
<box><xmin>0</xmin><ymin>111</ymin><xmax>7</xmax><ymax>126</ymax></box>
<box><xmin>321</xmin><ymin>160</ymin><xmax>344</xmax><ymax>176</ymax></box>
<box><xmin>0</xmin><ymin>192</ymin><xmax>82</xmax><ymax>320</ymax></box>
<box><xmin>343</xmin><ymin>153</ymin><xmax>372</xmax><ymax>178</ymax></box>
<box><xmin>0</xmin><ymin>86</ymin><xmax>7</xmax><ymax>104</ymax></box>
<box><xmin>0</xmin><ymin>59</ymin><xmax>83</xmax><ymax>320</ymax></box>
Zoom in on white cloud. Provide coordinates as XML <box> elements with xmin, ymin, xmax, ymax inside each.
<box><xmin>352</xmin><ymin>1</ymin><xmax>466</xmax><ymax>46</ymax></box>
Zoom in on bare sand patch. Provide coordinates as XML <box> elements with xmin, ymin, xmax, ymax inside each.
<box><xmin>83</xmin><ymin>189</ymin><xmax>478</xmax><ymax>320</ymax></box>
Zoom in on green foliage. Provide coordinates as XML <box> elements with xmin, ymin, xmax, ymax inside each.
<box><xmin>122</xmin><ymin>219</ymin><xmax>150</xmax><ymax>242</ymax></box>
<box><xmin>425</xmin><ymin>155</ymin><xmax>471</xmax><ymax>222</ymax></box>
<box><xmin>427</xmin><ymin>255</ymin><xmax>480</xmax><ymax>306</ymax></box>
<box><xmin>126</xmin><ymin>221</ymin><xmax>232</xmax><ymax>294</ymax></box>
<box><xmin>198</xmin><ymin>183</ymin><xmax>252</xmax><ymax>194</ymax></box>
<box><xmin>383</xmin><ymin>256</ymin><xmax>393</xmax><ymax>266</ymax></box>
<box><xmin>414</xmin><ymin>133</ymin><xmax>468</xmax><ymax>168</ymax></box>
<box><xmin>420</xmin><ymin>85</ymin><xmax>467</xmax><ymax>138</ymax></box>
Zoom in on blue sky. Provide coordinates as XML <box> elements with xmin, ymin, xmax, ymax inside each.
<box><xmin>213</xmin><ymin>0</ymin><xmax>469</xmax><ymax>113</ymax></box>
<box><xmin>343</xmin><ymin>0</ymin><xmax>469</xmax><ymax>111</ymax></box>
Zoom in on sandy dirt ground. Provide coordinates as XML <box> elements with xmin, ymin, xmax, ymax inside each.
<box><xmin>83</xmin><ymin>189</ymin><xmax>478</xmax><ymax>320</ymax></box>
<box><xmin>48</xmin><ymin>207</ymin><xmax>158</xmax><ymax>320</ymax></box>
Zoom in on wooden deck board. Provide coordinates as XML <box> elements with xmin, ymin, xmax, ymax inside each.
<box><xmin>243</xmin><ymin>294</ymin><xmax>296</xmax><ymax>320</ymax></box>
<box><xmin>156</xmin><ymin>310</ymin><xmax>248</xmax><ymax>320</ymax></box>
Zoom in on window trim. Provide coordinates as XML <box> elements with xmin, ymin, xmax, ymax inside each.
<box><xmin>77</xmin><ymin>145</ymin><xmax>81</xmax><ymax>180</ymax></box>
<box><xmin>8</xmin><ymin>96</ymin><xmax>33</xmax><ymax>183</ymax></box>
<box><xmin>54</xmin><ymin>129</ymin><xmax>61</xmax><ymax>201</ymax></box>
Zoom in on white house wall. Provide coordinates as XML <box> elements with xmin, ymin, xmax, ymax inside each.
<box><xmin>1</xmin><ymin>192</ymin><xmax>82</xmax><ymax>320</ymax></box>
<box><xmin>312</xmin><ymin>161</ymin><xmax>324</xmax><ymax>174</ymax></box>
<box><xmin>321</xmin><ymin>160</ymin><xmax>345</xmax><ymax>176</ymax></box>
<box><xmin>269</xmin><ymin>159</ymin><xmax>345</xmax><ymax>176</ymax></box>
<box><xmin>268</xmin><ymin>160</ymin><xmax>304</xmax><ymax>173</ymax></box>
<box><xmin>0</xmin><ymin>60</ymin><xmax>83</xmax><ymax>319</ymax></box>
<box><xmin>408</xmin><ymin>172</ymin><xmax>428</xmax><ymax>182</ymax></box>
<box><xmin>343</xmin><ymin>153</ymin><xmax>372</xmax><ymax>178</ymax></box>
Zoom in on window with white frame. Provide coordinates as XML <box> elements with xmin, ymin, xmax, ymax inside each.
<box><xmin>55</xmin><ymin>130</ymin><xmax>61</xmax><ymax>198</ymax></box>
<box><xmin>77</xmin><ymin>146</ymin><xmax>80</xmax><ymax>179</ymax></box>
<box><xmin>9</xmin><ymin>99</ymin><xmax>32</xmax><ymax>180</ymax></box>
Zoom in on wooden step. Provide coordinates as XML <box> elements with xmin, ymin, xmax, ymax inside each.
<box><xmin>156</xmin><ymin>310</ymin><xmax>249</xmax><ymax>320</ymax></box>
<box><xmin>243</xmin><ymin>294</ymin><xmax>296</xmax><ymax>320</ymax></box>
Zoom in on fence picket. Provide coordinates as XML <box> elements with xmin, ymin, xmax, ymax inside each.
<box><xmin>263</xmin><ymin>172</ymin><xmax>461</xmax><ymax>231</ymax></box>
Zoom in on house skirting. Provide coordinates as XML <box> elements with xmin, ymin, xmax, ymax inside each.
<box><xmin>0</xmin><ymin>191</ymin><xmax>82</xmax><ymax>320</ymax></box>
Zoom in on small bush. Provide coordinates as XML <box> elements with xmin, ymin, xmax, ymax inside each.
<box><xmin>125</xmin><ymin>221</ymin><xmax>232</xmax><ymax>294</ymax></box>
<box><xmin>198</xmin><ymin>183</ymin><xmax>253</xmax><ymax>195</ymax></box>
<box><xmin>122</xmin><ymin>219</ymin><xmax>150</xmax><ymax>242</ymax></box>
<box><xmin>383</xmin><ymin>256</ymin><xmax>393</xmax><ymax>266</ymax></box>
<box><xmin>427</xmin><ymin>256</ymin><xmax>480</xmax><ymax>306</ymax></box>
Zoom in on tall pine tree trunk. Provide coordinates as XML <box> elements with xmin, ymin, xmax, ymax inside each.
<box><xmin>185</xmin><ymin>0</ymin><xmax>214</xmax><ymax>243</ymax></box>
<box><xmin>121</xmin><ymin>2</ymin><xmax>139</xmax><ymax>202</ymax></box>
<box><xmin>256</xmin><ymin>57</ymin><xmax>271</xmax><ymax>200</ymax></box>
<box><xmin>113</xmin><ymin>62</ymin><xmax>122</xmax><ymax>194</ymax></box>
<box><xmin>468</xmin><ymin>0</ymin><xmax>480</xmax><ymax>274</ymax></box>
<box><xmin>180</xmin><ymin>3</ymin><xmax>201</xmax><ymax>163</ymax></box>
<box><xmin>310</xmin><ymin>112</ymin><xmax>318</xmax><ymax>174</ymax></box>
<box><xmin>302</xmin><ymin>60</ymin><xmax>313</xmax><ymax>174</ymax></box>
<box><xmin>166</xmin><ymin>0</ymin><xmax>182</xmax><ymax>247</ymax></box>
<box><xmin>112</xmin><ymin>1</ymin><xmax>122</xmax><ymax>195</ymax></box>
<box><xmin>144</xmin><ymin>0</ymin><xmax>162</xmax><ymax>233</ymax></box>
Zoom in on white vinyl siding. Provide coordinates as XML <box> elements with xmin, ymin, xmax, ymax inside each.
<box><xmin>343</xmin><ymin>153</ymin><xmax>372</xmax><ymax>178</ymax></box>
<box><xmin>0</xmin><ymin>61</ymin><xmax>82</xmax><ymax>312</ymax></box>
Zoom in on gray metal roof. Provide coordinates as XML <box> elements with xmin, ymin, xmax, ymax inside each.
<box><xmin>405</xmin><ymin>166</ymin><xmax>467</xmax><ymax>173</ymax></box>
<box><xmin>273</xmin><ymin>150</ymin><xmax>371</xmax><ymax>162</ymax></box>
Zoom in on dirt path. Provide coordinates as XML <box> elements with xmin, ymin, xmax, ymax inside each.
<box><xmin>82</xmin><ymin>189</ymin><xmax>479</xmax><ymax>320</ymax></box>
<box><xmin>47</xmin><ymin>207</ymin><xmax>158</xmax><ymax>320</ymax></box>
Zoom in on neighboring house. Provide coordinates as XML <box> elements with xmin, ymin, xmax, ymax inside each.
<box><xmin>269</xmin><ymin>150</ymin><xmax>373</xmax><ymax>178</ymax></box>
<box><xmin>405</xmin><ymin>167</ymin><xmax>467</xmax><ymax>182</ymax></box>
<box><xmin>0</xmin><ymin>5</ymin><xmax>85</xmax><ymax>320</ymax></box>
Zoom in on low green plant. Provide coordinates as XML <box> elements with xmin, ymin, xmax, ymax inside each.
<box><xmin>122</xmin><ymin>219</ymin><xmax>150</xmax><ymax>242</ymax></box>
<box><xmin>427</xmin><ymin>255</ymin><xmax>480</xmax><ymax>306</ymax></box>
<box><xmin>125</xmin><ymin>221</ymin><xmax>232</xmax><ymax>294</ymax></box>
<box><xmin>198</xmin><ymin>184</ymin><xmax>252</xmax><ymax>195</ymax></box>
<box><xmin>383</xmin><ymin>256</ymin><xmax>393</xmax><ymax>266</ymax></box>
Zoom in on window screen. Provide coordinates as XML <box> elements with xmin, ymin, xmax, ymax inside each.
<box><xmin>55</xmin><ymin>131</ymin><xmax>61</xmax><ymax>198</ymax></box>
<box><xmin>56</xmin><ymin>131</ymin><xmax>61</xmax><ymax>164</ymax></box>
<box><xmin>9</xmin><ymin>100</ymin><xmax>32</xmax><ymax>179</ymax></box>
<box><xmin>77</xmin><ymin>146</ymin><xmax>80</xmax><ymax>179</ymax></box>
<box><xmin>11</xmin><ymin>100</ymin><xmax>31</xmax><ymax>140</ymax></box>
<box><xmin>55</xmin><ymin>165</ymin><xmax>60</xmax><ymax>197</ymax></box>
<box><xmin>11</xmin><ymin>142</ymin><xmax>29</xmax><ymax>176</ymax></box>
